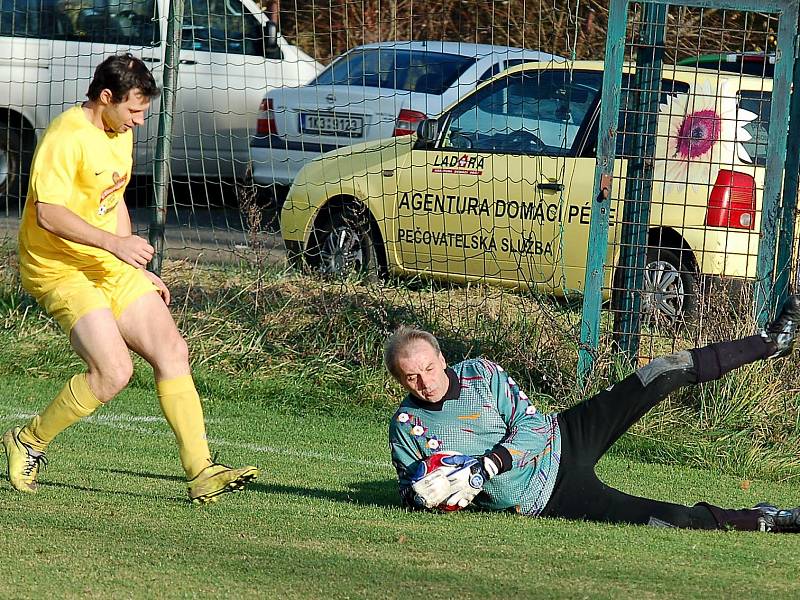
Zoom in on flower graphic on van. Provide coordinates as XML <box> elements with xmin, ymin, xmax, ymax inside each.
<box><xmin>654</xmin><ymin>81</ymin><xmax>757</xmax><ymax>192</ymax></box>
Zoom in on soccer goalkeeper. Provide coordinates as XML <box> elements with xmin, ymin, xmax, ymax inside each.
<box><xmin>2</xmin><ymin>54</ymin><xmax>257</xmax><ymax>503</ymax></box>
<box><xmin>387</xmin><ymin>296</ymin><xmax>800</xmax><ymax>531</ymax></box>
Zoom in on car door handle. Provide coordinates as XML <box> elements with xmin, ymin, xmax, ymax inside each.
<box><xmin>180</xmin><ymin>59</ymin><xmax>197</xmax><ymax>65</ymax></box>
<box><xmin>537</xmin><ymin>182</ymin><xmax>564</xmax><ymax>192</ymax></box>
<box><xmin>140</xmin><ymin>57</ymin><xmax>160</xmax><ymax>63</ymax></box>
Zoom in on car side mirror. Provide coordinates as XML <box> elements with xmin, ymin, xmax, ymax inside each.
<box><xmin>264</xmin><ymin>21</ymin><xmax>278</xmax><ymax>48</ymax></box>
<box><xmin>262</xmin><ymin>20</ymin><xmax>282</xmax><ymax>59</ymax></box>
<box><xmin>415</xmin><ymin>118</ymin><xmax>439</xmax><ymax>149</ymax></box>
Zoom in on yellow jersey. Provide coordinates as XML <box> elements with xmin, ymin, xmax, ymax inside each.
<box><xmin>18</xmin><ymin>105</ymin><xmax>134</xmax><ymax>284</ymax></box>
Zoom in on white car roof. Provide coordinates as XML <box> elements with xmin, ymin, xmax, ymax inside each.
<box><xmin>346</xmin><ymin>40</ymin><xmax>560</xmax><ymax>61</ymax></box>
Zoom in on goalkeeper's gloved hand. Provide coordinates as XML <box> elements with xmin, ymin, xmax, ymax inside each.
<box><xmin>443</xmin><ymin>454</ymin><xmax>501</xmax><ymax>509</ymax></box>
<box><xmin>410</xmin><ymin>468</ymin><xmax>452</xmax><ymax>509</ymax></box>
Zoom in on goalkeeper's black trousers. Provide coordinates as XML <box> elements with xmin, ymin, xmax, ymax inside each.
<box><xmin>541</xmin><ymin>334</ymin><xmax>773</xmax><ymax>530</ymax></box>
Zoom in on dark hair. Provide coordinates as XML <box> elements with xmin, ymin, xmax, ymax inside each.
<box><xmin>383</xmin><ymin>326</ymin><xmax>441</xmax><ymax>379</ymax></box>
<box><xmin>86</xmin><ymin>53</ymin><xmax>160</xmax><ymax>103</ymax></box>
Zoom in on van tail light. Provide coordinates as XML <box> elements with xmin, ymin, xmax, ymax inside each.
<box><xmin>393</xmin><ymin>109</ymin><xmax>427</xmax><ymax>137</ymax></box>
<box><xmin>257</xmin><ymin>98</ymin><xmax>277</xmax><ymax>135</ymax></box>
<box><xmin>706</xmin><ymin>169</ymin><xmax>756</xmax><ymax>230</ymax></box>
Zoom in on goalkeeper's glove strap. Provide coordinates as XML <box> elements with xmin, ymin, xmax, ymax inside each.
<box><xmin>483</xmin><ymin>445</ymin><xmax>512</xmax><ymax>477</ymax></box>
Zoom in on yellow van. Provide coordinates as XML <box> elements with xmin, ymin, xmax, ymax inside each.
<box><xmin>280</xmin><ymin>61</ymin><xmax>771</xmax><ymax>321</ymax></box>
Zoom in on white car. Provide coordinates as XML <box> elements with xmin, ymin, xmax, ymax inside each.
<box><xmin>0</xmin><ymin>0</ymin><xmax>322</xmax><ymax>207</ymax></box>
<box><xmin>249</xmin><ymin>41</ymin><xmax>561</xmax><ymax>201</ymax></box>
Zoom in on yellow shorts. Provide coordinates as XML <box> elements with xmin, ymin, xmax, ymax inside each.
<box><xmin>24</xmin><ymin>263</ymin><xmax>159</xmax><ymax>333</ymax></box>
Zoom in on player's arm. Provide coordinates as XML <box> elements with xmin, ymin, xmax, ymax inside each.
<box><xmin>30</xmin><ymin>134</ymin><xmax>153</xmax><ymax>268</ymax></box>
<box><xmin>388</xmin><ymin>425</ymin><xmax>424</xmax><ymax>509</ymax></box>
<box><xmin>113</xmin><ymin>196</ymin><xmax>170</xmax><ymax>304</ymax></box>
<box><xmin>439</xmin><ymin>361</ymin><xmax>543</xmax><ymax>510</ymax></box>
<box><xmin>36</xmin><ymin>201</ymin><xmax>154</xmax><ymax>268</ymax></box>
<box><xmin>389</xmin><ymin>420</ymin><xmax>451</xmax><ymax>510</ymax></box>
<box><xmin>391</xmin><ymin>453</ymin><xmax>425</xmax><ymax>509</ymax></box>
<box><xmin>485</xmin><ymin>360</ymin><xmax>552</xmax><ymax>466</ymax></box>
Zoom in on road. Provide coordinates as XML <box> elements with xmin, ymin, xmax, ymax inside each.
<box><xmin>1</xmin><ymin>203</ymin><xmax>287</xmax><ymax>267</ymax></box>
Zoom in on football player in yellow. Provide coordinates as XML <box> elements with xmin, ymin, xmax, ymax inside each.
<box><xmin>3</xmin><ymin>54</ymin><xmax>258</xmax><ymax>503</ymax></box>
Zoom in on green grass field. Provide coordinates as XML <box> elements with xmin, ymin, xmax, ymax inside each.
<box><xmin>3</xmin><ymin>261</ymin><xmax>800</xmax><ymax>598</ymax></box>
<box><xmin>3</xmin><ymin>371</ymin><xmax>800</xmax><ymax>599</ymax></box>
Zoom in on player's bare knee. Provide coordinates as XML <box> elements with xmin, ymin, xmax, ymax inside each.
<box><xmin>94</xmin><ymin>358</ymin><xmax>134</xmax><ymax>401</ymax></box>
<box><xmin>160</xmin><ymin>333</ymin><xmax>189</xmax><ymax>366</ymax></box>
<box><xmin>172</xmin><ymin>336</ymin><xmax>190</xmax><ymax>365</ymax></box>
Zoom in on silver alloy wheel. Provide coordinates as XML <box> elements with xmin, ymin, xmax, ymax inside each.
<box><xmin>642</xmin><ymin>258</ymin><xmax>685</xmax><ymax>321</ymax></box>
<box><xmin>319</xmin><ymin>224</ymin><xmax>364</xmax><ymax>275</ymax></box>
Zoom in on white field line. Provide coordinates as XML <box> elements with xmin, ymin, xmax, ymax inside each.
<box><xmin>0</xmin><ymin>408</ymin><xmax>392</xmax><ymax>470</ymax></box>
<box><xmin>0</xmin><ymin>411</ymin><xmax>220</xmax><ymax>425</ymax></box>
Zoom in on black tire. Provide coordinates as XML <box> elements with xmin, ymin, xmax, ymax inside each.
<box><xmin>612</xmin><ymin>246</ymin><xmax>698</xmax><ymax>327</ymax></box>
<box><xmin>0</xmin><ymin>123</ymin><xmax>30</xmax><ymax>209</ymax></box>
<box><xmin>309</xmin><ymin>209</ymin><xmax>378</xmax><ymax>280</ymax></box>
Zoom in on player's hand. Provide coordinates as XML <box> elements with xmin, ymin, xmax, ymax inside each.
<box><xmin>410</xmin><ymin>469</ymin><xmax>452</xmax><ymax>509</ymax></box>
<box><xmin>443</xmin><ymin>455</ymin><xmax>489</xmax><ymax>509</ymax></box>
<box><xmin>143</xmin><ymin>270</ymin><xmax>171</xmax><ymax>305</ymax></box>
<box><xmin>110</xmin><ymin>234</ymin><xmax>154</xmax><ymax>268</ymax></box>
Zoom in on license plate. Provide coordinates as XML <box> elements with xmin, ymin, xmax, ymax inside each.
<box><xmin>300</xmin><ymin>112</ymin><xmax>364</xmax><ymax>137</ymax></box>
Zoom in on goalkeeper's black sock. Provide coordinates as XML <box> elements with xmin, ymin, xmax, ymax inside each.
<box><xmin>690</xmin><ymin>335</ymin><xmax>772</xmax><ymax>384</ymax></box>
<box><xmin>697</xmin><ymin>503</ymin><xmax>764</xmax><ymax>531</ymax></box>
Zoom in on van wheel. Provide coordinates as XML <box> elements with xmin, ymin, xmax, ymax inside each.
<box><xmin>641</xmin><ymin>247</ymin><xmax>698</xmax><ymax>323</ymax></box>
<box><xmin>0</xmin><ymin>123</ymin><xmax>29</xmax><ymax>208</ymax></box>
<box><xmin>310</xmin><ymin>210</ymin><xmax>377</xmax><ymax>280</ymax></box>
<box><xmin>612</xmin><ymin>247</ymin><xmax>698</xmax><ymax>326</ymax></box>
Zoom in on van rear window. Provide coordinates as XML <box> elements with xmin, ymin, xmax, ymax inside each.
<box><xmin>313</xmin><ymin>48</ymin><xmax>476</xmax><ymax>95</ymax></box>
<box><xmin>738</xmin><ymin>91</ymin><xmax>770</xmax><ymax>166</ymax></box>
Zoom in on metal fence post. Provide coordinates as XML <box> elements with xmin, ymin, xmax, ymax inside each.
<box><xmin>773</xmin><ymin>11</ymin><xmax>800</xmax><ymax>303</ymax></box>
<box><xmin>578</xmin><ymin>0</ymin><xmax>628</xmax><ymax>379</ymax></box>
<box><xmin>614</xmin><ymin>2</ymin><xmax>667</xmax><ymax>359</ymax></box>
<box><xmin>149</xmin><ymin>0</ymin><xmax>185</xmax><ymax>276</ymax></box>
<box><xmin>753</xmin><ymin>5</ymin><xmax>798</xmax><ymax>323</ymax></box>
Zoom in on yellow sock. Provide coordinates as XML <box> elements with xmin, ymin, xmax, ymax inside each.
<box><xmin>18</xmin><ymin>373</ymin><xmax>102</xmax><ymax>452</ymax></box>
<box><xmin>157</xmin><ymin>374</ymin><xmax>212</xmax><ymax>479</ymax></box>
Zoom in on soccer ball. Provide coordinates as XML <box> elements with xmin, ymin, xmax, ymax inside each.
<box><xmin>412</xmin><ymin>450</ymin><xmax>468</xmax><ymax>512</ymax></box>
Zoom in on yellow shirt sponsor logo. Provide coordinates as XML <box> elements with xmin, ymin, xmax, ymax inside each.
<box><xmin>98</xmin><ymin>172</ymin><xmax>128</xmax><ymax>216</ymax></box>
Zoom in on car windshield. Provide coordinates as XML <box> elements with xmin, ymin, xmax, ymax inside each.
<box><xmin>442</xmin><ymin>69</ymin><xmax>603</xmax><ymax>155</ymax></box>
<box><xmin>313</xmin><ymin>48</ymin><xmax>476</xmax><ymax>95</ymax></box>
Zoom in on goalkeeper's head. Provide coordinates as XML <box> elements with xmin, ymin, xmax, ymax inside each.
<box><xmin>384</xmin><ymin>326</ymin><xmax>450</xmax><ymax>403</ymax></box>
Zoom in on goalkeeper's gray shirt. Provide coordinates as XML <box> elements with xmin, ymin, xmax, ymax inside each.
<box><xmin>389</xmin><ymin>358</ymin><xmax>562</xmax><ymax>515</ymax></box>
